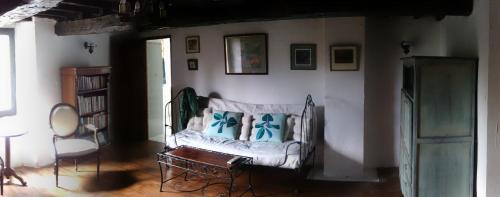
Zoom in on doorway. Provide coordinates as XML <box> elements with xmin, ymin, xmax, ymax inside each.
<box><xmin>146</xmin><ymin>37</ymin><xmax>171</xmax><ymax>143</ymax></box>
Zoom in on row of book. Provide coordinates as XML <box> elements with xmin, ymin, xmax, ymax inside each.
<box><xmin>77</xmin><ymin>95</ymin><xmax>106</xmax><ymax>115</ymax></box>
<box><xmin>77</xmin><ymin>76</ymin><xmax>107</xmax><ymax>90</ymax></box>
<box><xmin>78</xmin><ymin>112</ymin><xmax>107</xmax><ymax>135</ymax></box>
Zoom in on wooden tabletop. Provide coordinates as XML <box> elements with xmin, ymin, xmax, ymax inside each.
<box><xmin>0</xmin><ymin>130</ymin><xmax>27</xmax><ymax>138</ymax></box>
<box><xmin>166</xmin><ymin>146</ymin><xmax>238</xmax><ymax>169</ymax></box>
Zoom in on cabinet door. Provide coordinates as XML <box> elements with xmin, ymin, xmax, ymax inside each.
<box><xmin>418</xmin><ymin>59</ymin><xmax>475</xmax><ymax>138</ymax></box>
<box><xmin>400</xmin><ymin>92</ymin><xmax>413</xmax><ymax>197</ymax></box>
<box><xmin>416</xmin><ymin>58</ymin><xmax>476</xmax><ymax>197</ymax></box>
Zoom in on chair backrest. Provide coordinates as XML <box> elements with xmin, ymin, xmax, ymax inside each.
<box><xmin>50</xmin><ymin>103</ymin><xmax>80</xmax><ymax>137</ymax></box>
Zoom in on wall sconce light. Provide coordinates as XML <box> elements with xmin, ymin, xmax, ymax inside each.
<box><xmin>84</xmin><ymin>42</ymin><xmax>97</xmax><ymax>54</ymax></box>
<box><xmin>400</xmin><ymin>41</ymin><xmax>413</xmax><ymax>55</ymax></box>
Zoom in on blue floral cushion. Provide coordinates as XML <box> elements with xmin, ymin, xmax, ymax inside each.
<box><xmin>205</xmin><ymin>110</ymin><xmax>243</xmax><ymax>139</ymax></box>
<box><xmin>251</xmin><ymin>113</ymin><xmax>287</xmax><ymax>143</ymax></box>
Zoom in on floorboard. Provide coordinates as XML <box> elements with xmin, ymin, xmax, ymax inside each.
<box><xmin>4</xmin><ymin>141</ymin><xmax>402</xmax><ymax>197</ymax></box>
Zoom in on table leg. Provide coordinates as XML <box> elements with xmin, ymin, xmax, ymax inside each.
<box><xmin>4</xmin><ymin>137</ymin><xmax>27</xmax><ymax>186</ymax></box>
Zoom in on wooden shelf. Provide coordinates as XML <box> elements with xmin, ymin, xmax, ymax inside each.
<box><xmin>80</xmin><ymin>110</ymin><xmax>107</xmax><ymax>117</ymax></box>
<box><xmin>78</xmin><ymin>88</ymin><xmax>108</xmax><ymax>95</ymax></box>
<box><xmin>61</xmin><ymin>66</ymin><xmax>111</xmax><ymax>145</ymax></box>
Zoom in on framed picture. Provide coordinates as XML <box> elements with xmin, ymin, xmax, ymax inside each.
<box><xmin>187</xmin><ymin>59</ymin><xmax>198</xmax><ymax>70</ymax></box>
<box><xmin>291</xmin><ymin>44</ymin><xmax>316</xmax><ymax>70</ymax></box>
<box><xmin>330</xmin><ymin>45</ymin><xmax>359</xmax><ymax>71</ymax></box>
<box><xmin>185</xmin><ymin>36</ymin><xmax>200</xmax><ymax>53</ymax></box>
<box><xmin>224</xmin><ymin>33</ymin><xmax>268</xmax><ymax>75</ymax></box>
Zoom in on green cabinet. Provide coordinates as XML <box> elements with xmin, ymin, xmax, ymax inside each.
<box><xmin>400</xmin><ymin>57</ymin><xmax>477</xmax><ymax>197</ymax></box>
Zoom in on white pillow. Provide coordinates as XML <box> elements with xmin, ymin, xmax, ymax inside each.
<box><xmin>187</xmin><ymin>116</ymin><xmax>204</xmax><ymax>131</ymax></box>
<box><xmin>201</xmin><ymin>107</ymin><xmax>251</xmax><ymax>140</ymax></box>
<box><xmin>202</xmin><ymin>107</ymin><xmax>213</xmax><ymax>132</ymax></box>
<box><xmin>291</xmin><ymin>115</ymin><xmax>311</xmax><ymax>142</ymax></box>
<box><xmin>285</xmin><ymin>116</ymin><xmax>295</xmax><ymax>140</ymax></box>
<box><xmin>239</xmin><ymin>114</ymin><xmax>252</xmax><ymax>141</ymax></box>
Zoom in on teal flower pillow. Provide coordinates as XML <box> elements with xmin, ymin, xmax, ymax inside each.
<box><xmin>250</xmin><ymin>113</ymin><xmax>287</xmax><ymax>143</ymax></box>
<box><xmin>205</xmin><ymin>110</ymin><xmax>243</xmax><ymax>139</ymax></box>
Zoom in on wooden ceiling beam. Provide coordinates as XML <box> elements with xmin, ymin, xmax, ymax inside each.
<box><xmin>48</xmin><ymin>8</ymin><xmax>84</xmax><ymax>20</ymax></box>
<box><xmin>36</xmin><ymin>14</ymin><xmax>68</xmax><ymax>21</ymax></box>
<box><xmin>55</xmin><ymin>14</ymin><xmax>133</xmax><ymax>36</ymax></box>
<box><xmin>0</xmin><ymin>0</ymin><xmax>63</xmax><ymax>27</ymax></box>
<box><xmin>59</xmin><ymin>2</ymin><xmax>104</xmax><ymax>16</ymax></box>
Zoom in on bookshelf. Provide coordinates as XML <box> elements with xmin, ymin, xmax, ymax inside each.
<box><xmin>61</xmin><ymin>66</ymin><xmax>111</xmax><ymax>145</ymax></box>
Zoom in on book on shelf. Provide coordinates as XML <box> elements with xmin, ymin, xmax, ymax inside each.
<box><xmin>77</xmin><ymin>95</ymin><xmax>106</xmax><ymax>115</ymax></box>
<box><xmin>78</xmin><ymin>112</ymin><xmax>107</xmax><ymax>135</ymax></box>
<box><xmin>77</xmin><ymin>75</ymin><xmax>107</xmax><ymax>90</ymax></box>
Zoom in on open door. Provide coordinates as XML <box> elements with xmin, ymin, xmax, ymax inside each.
<box><xmin>146</xmin><ymin>37</ymin><xmax>171</xmax><ymax>143</ymax></box>
<box><xmin>110</xmin><ymin>32</ymin><xmax>148</xmax><ymax>143</ymax></box>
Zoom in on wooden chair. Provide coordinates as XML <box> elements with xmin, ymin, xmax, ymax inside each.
<box><xmin>49</xmin><ymin>103</ymin><xmax>100</xmax><ymax>187</ymax></box>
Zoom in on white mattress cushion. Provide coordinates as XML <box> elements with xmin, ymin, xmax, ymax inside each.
<box><xmin>55</xmin><ymin>139</ymin><xmax>98</xmax><ymax>157</ymax></box>
<box><xmin>167</xmin><ymin>129</ymin><xmax>301</xmax><ymax>169</ymax></box>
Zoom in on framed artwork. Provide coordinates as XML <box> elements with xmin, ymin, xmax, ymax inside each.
<box><xmin>187</xmin><ymin>59</ymin><xmax>198</xmax><ymax>70</ymax></box>
<box><xmin>185</xmin><ymin>36</ymin><xmax>200</xmax><ymax>53</ymax></box>
<box><xmin>224</xmin><ymin>33</ymin><xmax>268</xmax><ymax>75</ymax></box>
<box><xmin>330</xmin><ymin>45</ymin><xmax>359</xmax><ymax>71</ymax></box>
<box><xmin>291</xmin><ymin>44</ymin><xmax>316</xmax><ymax>70</ymax></box>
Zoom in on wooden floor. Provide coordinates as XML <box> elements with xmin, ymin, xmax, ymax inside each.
<box><xmin>5</xmin><ymin>141</ymin><xmax>402</xmax><ymax>197</ymax></box>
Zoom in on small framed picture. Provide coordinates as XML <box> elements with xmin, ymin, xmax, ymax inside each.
<box><xmin>185</xmin><ymin>36</ymin><xmax>200</xmax><ymax>53</ymax></box>
<box><xmin>330</xmin><ymin>45</ymin><xmax>359</xmax><ymax>71</ymax></box>
<box><xmin>291</xmin><ymin>44</ymin><xmax>316</xmax><ymax>70</ymax></box>
<box><xmin>187</xmin><ymin>59</ymin><xmax>198</xmax><ymax>70</ymax></box>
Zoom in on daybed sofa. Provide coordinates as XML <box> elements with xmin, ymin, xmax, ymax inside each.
<box><xmin>166</xmin><ymin>95</ymin><xmax>317</xmax><ymax>180</ymax></box>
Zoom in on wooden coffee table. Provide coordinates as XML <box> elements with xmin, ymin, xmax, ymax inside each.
<box><xmin>157</xmin><ymin>146</ymin><xmax>255</xmax><ymax>197</ymax></box>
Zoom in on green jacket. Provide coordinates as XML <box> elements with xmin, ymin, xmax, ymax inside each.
<box><xmin>177</xmin><ymin>87</ymin><xmax>198</xmax><ymax>131</ymax></box>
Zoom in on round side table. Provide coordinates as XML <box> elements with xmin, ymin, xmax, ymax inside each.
<box><xmin>0</xmin><ymin>131</ymin><xmax>28</xmax><ymax>186</ymax></box>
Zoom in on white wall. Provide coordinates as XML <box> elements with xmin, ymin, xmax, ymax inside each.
<box><xmin>143</xmin><ymin>18</ymin><xmax>327</xmax><ymax>105</ymax></box>
<box><xmin>323</xmin><ymin>18</ymin><xmax>368</xmax><ymax>178</ymax></box>
<box><xmin>364</xmin><ymin>17</ymin><xmax>444</xmax><ymax>169</ymax></box>
<box><xmin>487</xmin><ymin>0</ymin><xmax>500</xmax><ymax>196</ymax></box>
<box><xmin>0</xmin><ymin>18</ymin><xmax>110</xmax><ymax>167</ymax></box>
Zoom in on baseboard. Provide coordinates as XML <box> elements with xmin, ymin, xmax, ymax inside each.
<box><xmin>307</xmin><ymin>167</ymin><xmax>380</xmax><ymax>182</ymax></box>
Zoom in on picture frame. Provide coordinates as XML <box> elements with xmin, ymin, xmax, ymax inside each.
<box><xmin>224</xmin><ymin>33</ymin><xmax>268</xmax><ymax>75</ymax></box>
<box><xmin>187</xmin><ymin>59</ymin><xmax>198</xmax><ymax>70</ymax></box>
<box><xmin>330</xmin><ymin>45</ymin><xmax>359</xmax><ymax>71</ymax></box>
<box><xmin>291</xmin><ymin>44</ymin><xmax>316</xmax><ymax>70</ymax></box>
<box><xmin>185</xmin><ymin>36</ymin><xmax>200</xmax><ymax>53</ymax></box>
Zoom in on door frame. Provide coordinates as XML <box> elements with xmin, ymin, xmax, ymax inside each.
<box><xmin>143</xmin><ymin>35</ymin><xmax>172</xmax><ymax>143</ymax></box>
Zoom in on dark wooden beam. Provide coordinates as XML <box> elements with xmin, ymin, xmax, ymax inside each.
<box><xmin>36</xmin><ymin>14</ymin><xmax>68</xmax><ymax>21</ymax></box>
<box><xmin>59</xmin><ymin>2</ymin><xmax>104</xmax><ymax>16</ymax></box>
<box><xmin>0</xmin><ymin>0</ymin><xmax>63</xmax><ymax>27</ymax></box>
<box><xmin>55</xmin><ymin>14</ymin><xmax>133</xmax><ymax>36</ymax></box>
<box><xmin>138</xmin><ymin>0</ymin><xmax>473</xmax><ymax>29</ymax></box>
<box><xmin>49</xmin><ymin>8</ymin><xmax>84</xmax><ymax>20</ymax></box>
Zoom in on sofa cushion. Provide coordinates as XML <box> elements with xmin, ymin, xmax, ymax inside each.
<box><xmin>55</xmin><ymin>139</ymin><xmax>98</xmax><ymax>157</ymax></box>
<box><xmin>187</xmin><ymin>116</ymin><xmax>204</xmax><ymax>131</ymax></box>
<box><xmin>250</xmin><ymin>113</ymin><xmax>287</xmax><ymax>143</ymax></box>
<box><xmin>204</xmin><ymin>110</ymin><xmax>243</xmax><ymax>139</ymax></box>
<box><xmin>167</xmin><ymin>129</ymin><xmax>301</xmax><ymax>169</ymax></box>
<box><xmin>202</xmin><ymin>107</ymin><xmax>252</xmax><ymax>141</ymax></box>
<box><xmin>239</xmin><ymin>114</ymin><xmax>253</xmax><ymax>140</ymax></box>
